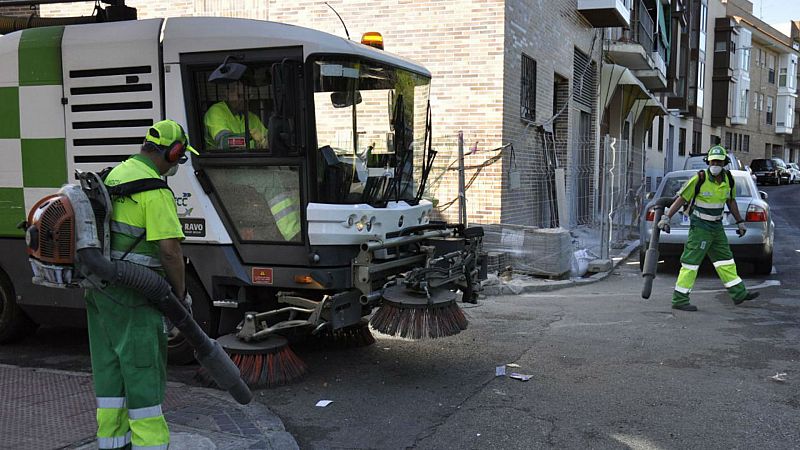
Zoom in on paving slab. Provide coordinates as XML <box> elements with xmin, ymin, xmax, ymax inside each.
<box><xmin>0</xmin><ymin>364</ymin><xmax>298</xmax><ymax>450</ymax></box>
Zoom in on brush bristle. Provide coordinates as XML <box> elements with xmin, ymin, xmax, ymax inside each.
<box><xmin>314</xmin><ymin>320</ymin><xmax>376</xmax><ymax>349</ymax></box>
<box><xmin>227</xmin><ymin>345</ymin><xmax>307</xmax><ymax>388</ymax></box>
<box><xmin>370</xmin><ymin>301</ymin><xmax>468</xmax><ymax>339</ymax></box>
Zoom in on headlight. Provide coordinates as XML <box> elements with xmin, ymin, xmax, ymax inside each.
<box><xmin>355</xmin><ymin>215</ymin><xmax>369</xmax><ymax>232</ymax></box>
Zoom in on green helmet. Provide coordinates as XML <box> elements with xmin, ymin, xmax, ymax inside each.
<box><xmin>707</xmin><ymin>145</ymin><xmax>728</xmax><ymax>161</ymax></box>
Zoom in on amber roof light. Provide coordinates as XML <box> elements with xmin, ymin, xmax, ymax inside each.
<box><xmin>361</xmin><ymin>32</ymin><xmax>384</xmax><ymax>50</ymax></box>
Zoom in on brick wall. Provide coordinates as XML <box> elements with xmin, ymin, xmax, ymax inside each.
<box><xmin>501</xmin><ymin>0</ymin><xmax>600</xmax><ymax>226</ymax></box>
<box><xmin>268</xmin><ymin>0</ymin><xmax>506</xmax><ymax>223</ymax></box>
<box><xmin>0</xmin><ymin>5</ymin><xmax>39</xmax><ymax>17</ymax></box>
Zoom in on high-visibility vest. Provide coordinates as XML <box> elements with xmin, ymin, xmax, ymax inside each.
<box><xmin>679</xmin><ymin>169</ymin><xmax>735</xmax><ymax>227</ymax></box>
<box><xmin>268</xmin><ymin>191</ymin><xmax>301</xmax><ymax>241</ymax></box>
<box><xmin>104</xmin><ymin>155</ymin><xmax>184</xmax><ymax>268</ymax></box>
<box><xmin>203</xmin><ymin>101</ymin><xmax>268</xmax><ymax>150</ymax></box>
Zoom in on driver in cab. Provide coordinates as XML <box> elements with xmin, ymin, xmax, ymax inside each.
<box><xmin>203</xmin><ymin>84</ymin><xmax>268</xmax><ymax>150</ymax></box>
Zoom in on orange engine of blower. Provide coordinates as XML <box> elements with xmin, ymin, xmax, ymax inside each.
<box><xmin>26</xmin><ymin>193</ymin><xmax>76</xmax><ymax>266</ymax></box>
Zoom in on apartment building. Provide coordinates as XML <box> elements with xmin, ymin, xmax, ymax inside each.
<box><xmin>711</xmin><ymin>0</ymin><xmax>799</xmax><ymax>166</ymax></box>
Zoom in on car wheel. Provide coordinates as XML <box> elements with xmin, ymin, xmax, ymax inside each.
<box><xmin>753</xmin><ymin>252</ymin><xmax>773</xmax><ymax>275</ymax></box>
<box><xmin>167</xmin><ymin>271</ymin><xmax>218</xmax><ymax>365</ymax></box>
<box><xmin>0</xmin><ymin>274</ymin><xmax>38</xmax><ymax>343</ymax></box>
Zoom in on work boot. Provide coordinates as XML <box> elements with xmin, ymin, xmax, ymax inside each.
<box><xmin>734</xmin><ymin>291</ymin><xmax>760</xmax><ymax>305</ymax></box>
<box><xmin>672</xmin><ymin>303</ymin><xmax>698</xmax><ymax>312</ymax></box>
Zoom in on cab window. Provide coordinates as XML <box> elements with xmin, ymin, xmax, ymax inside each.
<box><xmin>191</xmin><ymin>62</ymin><xmax>274</xmax><ymax>153</ymax></box>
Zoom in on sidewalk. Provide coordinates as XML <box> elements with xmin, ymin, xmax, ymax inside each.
<box><xmin>482</xmin><ymin>240</ymin><xmax>640</xmax><ymax>295</ymax></box>
<box><xmin>0</xmin><ymin>364</ymin><xmax>297</xmax><ymax>450</ymax></box>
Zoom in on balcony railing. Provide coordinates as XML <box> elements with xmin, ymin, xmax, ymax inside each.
<box><xmin>626</xmin><ymin>0</ymin><xmax>654</xmax><ymax>55</ymax></box>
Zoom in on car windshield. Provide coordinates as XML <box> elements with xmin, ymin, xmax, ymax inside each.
<box><xmin>660</xmin><ymin>174</ymin><xmax>752</xmax><ymax>198</ymax></box>
<box><xmin>751</xmin><ymin>160</ymin><xmax>771</xmax><ymax>170</ymax></box>
<box><xmin>311</xmin><ymin>57</ymin><xmax>431</xmax><ymax>206</ymax></box>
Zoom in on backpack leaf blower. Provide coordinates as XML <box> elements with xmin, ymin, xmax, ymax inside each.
<box><xmin>22</xmin><ymin>171</ymin><xmax>252</xmax><ymax>405</ymax></box>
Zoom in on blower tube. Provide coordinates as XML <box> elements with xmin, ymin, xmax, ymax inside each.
<box><xmin>77</xmin><ymin>248</ymin><xmax>253</xmax><ymax>405</ymax></box>
<box><xmin>641</xmin><ymin>197</ymin><xmax>675</xmax><ymax>299</ymax></box>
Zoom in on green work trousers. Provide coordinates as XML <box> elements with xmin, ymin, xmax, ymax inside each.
<box><xmin>86</xmin><ymin>284</ymin><xmax>169</xmax><ymax>449</ymax></box>
<box><xmin>672</xmin><ymin>224</ymin><xmax>748</xmax><ymax>306</ymax></box>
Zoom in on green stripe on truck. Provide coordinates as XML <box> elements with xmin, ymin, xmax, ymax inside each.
<box><xmin>19</xmin><ymin>26</ymin><xmax>64</xmax><ymax>86</ymax></box>
<box><xmin>0</xmin><ymin>188</ymin><xmax>25</xmax><ymax>237</ymax></box>
<box><xmin>22</xmin><ymin>138</ymin><xmax>67</xmax><ymax>188</ymax></box>
<box><xmin>0</xmin><ymin>87</ymin><xmax>20</xmax><ymax>139</ymax></box>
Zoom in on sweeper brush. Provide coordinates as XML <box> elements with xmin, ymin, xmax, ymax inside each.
<box><xmin>369</xmin><ymin>284</ymin><xmax>468</xmax><ymax>339</ymax></box>
<box><xmin>312</xmin><ymin>319</ymin><xmax>376</xmax><ymax>349</ymax></box>
<box><xmin>218</xmin><ymin>334</ymin><xmax>307</xmax><ymax>388</ymax></box>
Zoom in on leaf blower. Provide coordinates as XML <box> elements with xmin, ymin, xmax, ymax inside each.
<box><xmin>21</xmin><ymin>171</ymin><xmax>252</xmax><ymax>405</ymax></box>
<box><xmin>641</xmin><ymin>197</ymin><xmax>675</xmax><ymax>299</ymax></box>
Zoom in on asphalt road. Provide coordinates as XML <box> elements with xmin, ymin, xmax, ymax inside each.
<box><xmin>1</xmin><ymin>183</ymin><xmax>797</xmax><ymax>449</ymax></box>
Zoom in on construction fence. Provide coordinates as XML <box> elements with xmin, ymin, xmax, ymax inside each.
<box><xmin>422</xmin><ymin>131</ymin><xmax>644</xmax><ymax>278</ymax></box>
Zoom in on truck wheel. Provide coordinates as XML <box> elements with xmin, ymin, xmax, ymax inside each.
<box><xmin>167</xmin><ymin>272</ymin><xmax>218</xmax><ymax>365</ymax></box>
<box><xmin>0</xmin><ymin>275</ymin><xmax>38</xmax><ymax>343</ymax></box>
<box><xmin>753</xmin><ymin>253</ymin><xmax>773</xmax><ymax>276</ymax></box>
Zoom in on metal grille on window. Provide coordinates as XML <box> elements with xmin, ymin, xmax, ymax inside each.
<box><xmin>573</xmin><ymin>48</ymin><xmax>596</xmax><ymax>110</ymax></box>
<box><xmin>520</xmin><ymin>54</ymin><xmax>536</xmax><ymax>121</ymax></box>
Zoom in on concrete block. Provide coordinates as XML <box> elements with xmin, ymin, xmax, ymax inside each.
<box><xmin>587</xmin><ymin>259</ymin><xmax>613</xmax><ymax>273</ymax></box>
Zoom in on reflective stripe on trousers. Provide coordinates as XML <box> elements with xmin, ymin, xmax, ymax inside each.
<box><xmin>129</xmin><ymin>404</ymin><xmax>169</xmax><ymax>449</ymax></box>
<box><xmin>672</xmin><ymin>224</ymin><xmax>748</xmax><ymax>305</ymax></box>
<box><xmin>97</xmin><ymin>396</ymin><xmax>131</xmax><ymax>449</ymax></box>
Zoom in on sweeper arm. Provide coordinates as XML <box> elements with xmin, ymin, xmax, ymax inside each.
<box><xmin>641</xmin><ymin>197</ymin><xmax>675</xmax><ymax>299</ymax></box>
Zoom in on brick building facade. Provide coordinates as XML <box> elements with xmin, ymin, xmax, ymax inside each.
<box><xmin>4</xmin><ymin>0</ymin><xmax>609</xmax><ymax>227</ymax></box>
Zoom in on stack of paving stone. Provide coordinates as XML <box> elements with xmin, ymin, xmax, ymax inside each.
<box><xmin>482</xmin><ymin>224</ymin><xmax>572</xmax><ymax>278</ymax></box>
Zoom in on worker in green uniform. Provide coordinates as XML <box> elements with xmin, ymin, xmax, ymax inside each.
<box><xmin>204</xmin><ymin>83</ymin><xmax>268</xmax><ymax>150</ymax></box>
<box><xmin>658</xmin><ymin>145</ymin><xmax>759</xmax><ymax>311</ymax></box>
<box><xmin>85</xmin><ymin>120</ymin><xmax>198</xmax><ymax>449</ymax></box>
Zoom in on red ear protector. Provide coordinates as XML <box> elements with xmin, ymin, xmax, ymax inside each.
<box><xmin>143</xmin><ymin>126</ymin><xmax>189</xmax><ymax>164</ymax></box>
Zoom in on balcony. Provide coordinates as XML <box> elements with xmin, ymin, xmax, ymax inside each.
<box><xmin>776</xmin><ymin>94</ymin><xmax>796</xmax><ymax>135</ymax></box>
<box><xmin>577</xmin><ymin>0</ymin><xmax>631</xmax><ymax>28</ymax></box>
<box><xmin>606</xmin><ymin>0</ymin><xmax>667</xmax><ymax>90</ymax></box>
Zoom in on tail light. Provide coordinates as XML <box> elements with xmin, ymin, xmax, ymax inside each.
<box><xmin>745</xmin><ymin>204</ymin><xmax>767</xmax><ymax>222</ymax></box>
<box><xmin>646</xmin><ymin>208</ymin><xmax>655</xmax><ymax>222</ymax></box>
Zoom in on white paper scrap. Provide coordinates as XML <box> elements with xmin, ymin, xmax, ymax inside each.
<box><xmin>509</xmin><ymin>373</ymin><xmax>532</xmax><ymax>382</ymax></box>
<box><xmin>770</xmin><ymin>372</ymin><xmax>788</xmax><ymax>382</ymax></box>
<box><xmin>506</xmin><ymin>363</ymin><xmax>521</xmax><ymax>368</ymax></box>
<box><xmin>495</xmin><ymin>365</ymin><xmax>506</xmax><ymax>376</ymax></box>
<box><xmin>316</xmin><ymin>400</ymin><xmax>333</xmax><ymax>407</ymax></box>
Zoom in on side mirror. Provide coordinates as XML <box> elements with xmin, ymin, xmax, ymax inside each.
<box><xmin>209</xmin><ymin>56</ymin><xmax>248</xmax><ymax>83</ymax></box>
<box><xmin>645</xmin><ymin>192</ymin><xmax>655</xmax><ymax>200</ymax></box>
<box><xmin>759</xmin><ymin>191</ymin><xmax>768</xmax><ymax>201</ymax></box>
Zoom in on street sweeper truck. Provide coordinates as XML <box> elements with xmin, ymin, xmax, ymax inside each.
<box><xmin>0</xmin><ymin>1</ymin><xmax>484</xmax><ymax>387</ymax></box>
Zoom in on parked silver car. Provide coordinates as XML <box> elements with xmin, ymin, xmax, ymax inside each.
<box><xmin>641</xmin><ymin>170</ymin><xmax>774</xmax><ymax>274</ymax></box>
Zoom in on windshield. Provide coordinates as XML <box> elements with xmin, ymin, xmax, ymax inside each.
<box><xmin>312</xmin><ymin>57</ymin><xmax>430</xmax><ymax>205</ymax></box>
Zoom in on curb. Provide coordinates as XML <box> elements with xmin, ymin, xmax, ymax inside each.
<box><xmin>482</xmin><ymin>240</ymin><xmax>641</xmax><ymax>296</ymax></box>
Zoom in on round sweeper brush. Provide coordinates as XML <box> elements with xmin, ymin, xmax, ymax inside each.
<box><xmin>217</xmin><ymin>334</ymin><xmax>307</xmax><ymax>388</ymax></box>
<box><xmin>312</xmin><ymin>318</ymin><xmax>376</xmax><ymax>349</ymax></box>
<box><xmin>369</xmin><ymin>285</ymin><xmax>468</xmax><ymax>339</ymax></box>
